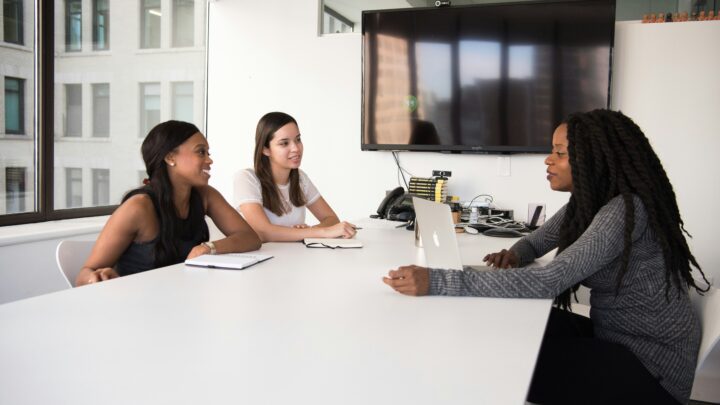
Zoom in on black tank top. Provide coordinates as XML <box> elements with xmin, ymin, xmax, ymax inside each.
<box><xmin>116</xmin><ymin>189</ymin><xmax>209</xmax><ymax>276</ymax></box>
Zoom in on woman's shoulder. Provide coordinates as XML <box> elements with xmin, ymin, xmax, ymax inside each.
<box><xmin>117</xmin><ymin>192</ymin><xmax>156</xmax><ymax>221</ymax></box>
<box><xmin>598</xmin><ymin>194</ymin><xmax>649</xmax><ymax>226</ymax></box>
<box><xmin>297</xmin><ymin>169</ymin><xmax>313</xmax><ymax>185</ymax></box>
<box><xmin>236</xmin><ymin>168</ymin><xmax>260</xmax><ymax>184</ymax></box>
<box><xmin>603</xmin><ymin>194</ymin><xmax>646</xmax><ymax>212</ymax></box>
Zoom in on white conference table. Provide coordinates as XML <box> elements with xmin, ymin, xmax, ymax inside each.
<box><xmin>0</xmin><ymin>219</ymin><xmax>553</xmax><ymax>405</ymax></box>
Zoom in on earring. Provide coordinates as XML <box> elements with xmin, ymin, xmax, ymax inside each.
<box><xmin>169</xmin><ymin>162</ymin><xmax>176</xmax><ymax>167</ymax></box>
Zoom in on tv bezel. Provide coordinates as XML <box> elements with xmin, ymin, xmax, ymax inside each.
<box><xmin>360</xmin><ymin>0</ymin><xmax>615</xmax><ymax>155</ymax></box>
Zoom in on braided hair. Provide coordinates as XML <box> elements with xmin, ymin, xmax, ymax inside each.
<box><xmin>555</xmin><ymin>109</ymin><xmax>708</xmax><ymax>310</ymax></box>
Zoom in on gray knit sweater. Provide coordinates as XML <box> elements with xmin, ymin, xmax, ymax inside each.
<box><xmin>429</xmin><ymin>195</ymin><xmax>699</xmax><ymax>403</ymax></box>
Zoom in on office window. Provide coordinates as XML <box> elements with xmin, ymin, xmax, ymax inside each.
<box><xmin>5</xmin><ymin>167</ymin><xmax>26</xmax><ymax>214</ymax></box>
<box><xmin>65</xmin><ymin>0</ymin><xmax>82</xmax><ymax>51</ymax></box>
<box><xmin>65</xmin><ymin>84</ymin><xmax>82</xmax><ymax>137</ymax></box>
<box><xmin>4</xmin><ymin>77</ymin><xmax>25</xmax><ymax>134</ymax></box>
<box><xmin>172</xmin><ymin>82</ymin><xmax>193</xmax><ymax>123</ymax></box>
<box><xmin>3</xmin><ymin>0</ymin><xmax>24</xmax><ymax>45</ymax></box>
<box><xmin>65</xmin><ymin>168</ymin><xmax>82</xmax><ymax>208</ymax></box>
<box><xmin>92</xmin><ymin>0</ymin><xmax>109</xmax><ymax>50</ymax></box>
<box><xmin>172</xmin><ymin>0</ymin><xmax>194</xmax><ymax>47</ymax></box>
<box><xmin>92</xmin><ymin>168</ymin><xmax>109</xmax><ymax>205</ymax></box>
<box><xmin>1</xmin><ymin>1</ymin><xmax>207</xmax><ymax>225</ymax></box>
<box><xmin>92</xmin><ymin>83</ymin><xmax>109</xmax><ymax>137</ymax></box>
<box><xmin>140</xmin><ymin>83</ymin><xmax>160</xmax><ymax>136</ymax></box>
<box><xmin>141</xmin><ymin>0</ymin><xmax>161</xmax><ymax>49</ymax></box>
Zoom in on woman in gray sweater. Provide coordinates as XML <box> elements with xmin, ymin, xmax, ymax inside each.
<box><xmin>383</xmin><ymin>110</ymin><xmax>709</xmax><ymax>404</ymax></box>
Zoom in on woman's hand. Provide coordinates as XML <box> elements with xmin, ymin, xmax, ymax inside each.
<box><xmin>483</xmin><ymin>249</ymin><xmax>519</xmax><ymax>269</ymax></box>
<box><xmin>80</xmin><ymin>267</ymin><xmax>119</xmax><ymax>286</ymax></box>
<box><xmin>382</xmin><ymin>265</ymin><xmax>430</xmax><ymax>296</ymax></box>
<box><xmin>187</xmin><ymin>243</ymin><xmax>212</xmax><ymax>260</ymax></box>
<box><xmin>321</xmin><ymin>221</ymin><xmax>357</xmax><ymax>239</ymax></box>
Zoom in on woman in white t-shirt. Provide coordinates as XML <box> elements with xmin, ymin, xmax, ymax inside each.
<box><xmin>234</xmin><ymin>112</ymin><xmax>356</xmax><ymax>242</ymax></box>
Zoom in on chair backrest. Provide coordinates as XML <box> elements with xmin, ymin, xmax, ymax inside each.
<box><xmin>55</xmin><ymin>240</ymin><xmax>95</xmax><ymax>288</ymax></box>
<box><xmin>691</xmin><ymin>284</ymin><xmax>720</xmax><ymax>371</ymax></box>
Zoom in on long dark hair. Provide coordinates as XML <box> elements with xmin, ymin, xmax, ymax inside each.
<box><xmin>555</xmin><ymin>109</ymin><xmax>708</xmax><ymax>309</ymax></box>
<box><xmin>123</xmin><ymin>120</ymin><xmax>205</xmax><ymax>267</ymax></box>
<box><xmin>253</xmin><ymin>112</ymin><xmax>306</xmax><ymax>216</ymax></box>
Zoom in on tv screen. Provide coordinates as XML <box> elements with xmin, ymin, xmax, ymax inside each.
<box><xmin>361</xmin><ymin>0</ymin><xmax>615</xmax><ymax>154</ymax></box>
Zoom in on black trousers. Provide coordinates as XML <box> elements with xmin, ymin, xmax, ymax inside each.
<box><xmin>526</xmin><ymin>308</ymin><xmax>681</xmax><ymax>405</ymax></box>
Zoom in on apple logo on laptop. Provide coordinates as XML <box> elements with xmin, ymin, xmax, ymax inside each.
<box><xmin>432</xmin><ymin>231</ymin><xmax>441</xmax><ymax>247</ymax></box>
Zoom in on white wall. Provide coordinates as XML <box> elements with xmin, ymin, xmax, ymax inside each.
<box><xmin>206</xmin><ymin>0</ymin><xmax>569</xmax><ymax>226</ymax></box>
<box><xmin>610</xmin><ymin>21</ymin><xmax>720</xmax><ymax>283</ymax></box>
<box><xmin>207</xmin><ymin>1</ymin><xmax>720</xmax><ymax>282</ymax></box>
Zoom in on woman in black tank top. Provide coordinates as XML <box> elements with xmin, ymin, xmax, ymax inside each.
<box><xmin>76</xmin><ymin>121</ymin><xmax>261</xmax><ymax>286</ymax></box>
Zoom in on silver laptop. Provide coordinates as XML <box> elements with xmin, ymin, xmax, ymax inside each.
<box><xmin>413</xmin><ymin>197</ymin><xmax>464</xmax><ymax>270</ymax></box>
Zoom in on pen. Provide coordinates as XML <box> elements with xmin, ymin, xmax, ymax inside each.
<box><xmin>353</xmin><ymin>226</ymin><xmax>363</xmax><ymax>230</ymax></box>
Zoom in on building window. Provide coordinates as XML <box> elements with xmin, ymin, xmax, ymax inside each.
<box><xmin>322</xmin><ymin>6</ymin><xmax>354</xmax><ymax>34</ymax></box>
<box><xmin>65</xmin><ymin>168</ymin><xmax>82</xmax><ymax>208</ymax></box>
<box><xmin>92</xmin><ymin>0</ymin><xmax>109</xmax><ymax>50</ymax></box>
<box><xmin>172</xmin><ymin>0</ymin><xmax>194</xmax><ymax>47</ymax></box>
<box><xmin>4</xmin><ymin>77</ymin><xmax>25</xmax><ymax>134</ymax></box>
<box><xmin>140</xmin><ymin>82</ymin><xmax>160</xmax><ymax>136</ymax></box>
<box><xmin>5</xmin><ymin>167</ymin><xmax>26</xmax><ymax>214</ymax></box>
<box><xmin>92</xmin><ymin>83</ymin><xmax>109</xmax><ymax>137</ymax></box>
<box><xmin>141</xmin><ymin>0</ymin><xmax>161</xmax><ymax>49</ymax></box>
<box><xmin>92</xmin><ymin>168</ymin><xmax>109</xmax><ymax>205</ymax></box>
<box><xmin>3</xmin><ymin>0</ymin><xmax>24</xmax><ymax>45</ymax></box>
<box><xmin>65</xmin><ymin>84</ymin><xmax>82</xmax><ymax>137</ymax></box>
<box><xmin>65</xmin><ymin>0</ymin><xmax>82</xmax><ymax>52</ymax></box>
<box><xmin>172</xmin><ymin>82</ymin><xmax>193</xmax><ymax>123</ymax></box>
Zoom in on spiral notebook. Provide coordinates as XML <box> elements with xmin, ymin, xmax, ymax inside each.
<box><xmin>185</xmin><ymin>253</ymin><xmax>273</xmax><ymax>270</ymax></box>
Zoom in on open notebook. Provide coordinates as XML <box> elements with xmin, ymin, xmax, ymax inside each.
<box><xmin>303</xmin><ymin>238</ymin><xmax>363</xmax><ymax>249</ymax></box>
<box><xmin>185</xmin><ymin>253</ymin><xmax>273</xmax><ymax>270</ymax></box>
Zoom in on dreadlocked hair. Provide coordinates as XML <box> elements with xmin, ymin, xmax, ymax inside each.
<box><xmin>554</xmin><ymin>109</ymin><xmax>709</xmax><ymax>310</ymax></box>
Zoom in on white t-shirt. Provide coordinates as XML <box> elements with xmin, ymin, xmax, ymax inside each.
<box><xmin>233</xmin><ymin>168</ymin><xmax>321</xmax><ymax>227</ymax></box>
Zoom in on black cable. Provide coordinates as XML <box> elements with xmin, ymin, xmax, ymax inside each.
<box><xmin>392</xmin><ymin>151</ymin><xmax>410</xmax><ymax>190</ymax></box>
<box><xmin>468</xmin><ymin>194</ymin><xmax>493</xmax><ymax>207</ymax></box>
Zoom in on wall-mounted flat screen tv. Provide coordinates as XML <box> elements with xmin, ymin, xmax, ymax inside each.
<box><xmin>361</xmin><ymin>0</ymin><xmax>615</xmax><ymax>154</ymax></box>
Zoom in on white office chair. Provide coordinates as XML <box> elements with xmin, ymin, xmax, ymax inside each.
<box><xmin>690</xmin><ymin>282</ymin><xmax>720</xmax><ymax>402</ymax></box>
<box><xmin>55</xmin><ymin>240</ymin><xmax>95</xmax><ymax>288</ymax></box>
<box><xmin>692</xmin><ymin>284</ymin><xmax>720</xmax><ymax>372</ymax></box>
